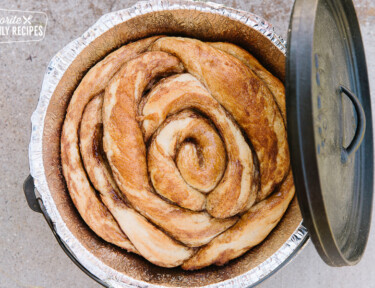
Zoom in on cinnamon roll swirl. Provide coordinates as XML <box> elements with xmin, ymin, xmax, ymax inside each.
<box><xmin>61</xmin><ymin>36</ymin><xmax>294</xmax><ymax>269</ymax></box>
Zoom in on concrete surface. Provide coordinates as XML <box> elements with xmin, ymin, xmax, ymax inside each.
<box><xmin>0</xmin><ymin>0</ymin><xmax>374</xmax><ymax>287</ymax></box>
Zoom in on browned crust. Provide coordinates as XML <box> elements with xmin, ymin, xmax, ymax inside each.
<box><xmin>141</xmin><ymin>73</ymin><xmax>257</xmax><ymax>218</ymax></box>
<box><xmin>80</xmin><ymin>94</ymin><xmax>138</xmax><ymax>253</ymax></box>
<box><xmin>102</xmin><ymin>51</ymin><xmax>237</xmax><ymax>247</ymax></box>
<box><xmin>150</xmin><ymin>37</ymin><xmax>290</xmax><ymax>202</ymax></box>
<box><xmin>182</xmin><ymin>171</ymin><xmax>295</xmax><ymax>270</ymax></box>
<box><xmin>60</xmin><ymin>37</ymin><xmax>162</xmax><ymax>250</ymax></box>
<box><xmin>148</xmin><ymin>110</ymin><xmax>225</xmax><ymax>211</ymax></box>
<box><xmin>209</xmin><ymin>42</ymin><xmax>286</xmax><ymax>122</ymax></box>
<box><xmin>62</xmin><ymin>36</ymin><xmax>293</xmax><ymax>269</ymax></box>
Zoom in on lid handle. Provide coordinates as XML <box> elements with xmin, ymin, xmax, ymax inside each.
<box><xmin>340</xmin><ymin>85</ymin><xmax>366</xmax><ymax>163</ymax></box>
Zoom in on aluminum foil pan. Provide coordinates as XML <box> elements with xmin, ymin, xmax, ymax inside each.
<box><xmin>29</xmin><ymin>0</ymin><xmax>309</xmax><ymax>287</ymax></box>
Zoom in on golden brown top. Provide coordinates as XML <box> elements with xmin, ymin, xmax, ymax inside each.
<box><xmin>61</xmin><ymin>36</ymin><xmax>294</xmax><ymax>269</ymax></box>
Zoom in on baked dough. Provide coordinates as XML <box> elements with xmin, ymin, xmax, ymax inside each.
<box><xmin>209</xmin><ymin>42</ymin><xmax>286</xmax><ymax>122</ymax></box>
<box><xmin>61</xmin><ymin>36</ymin><xmax>294</xmax><ymax>269</ymax></box>
<box><xmin>142</xmin><ymin>73</ymin><xmax>256</xmax><ymax>218</ymax></box>
<box><xmin>150</xmin><ymin>37</ymin><xmax>290</xmax><ymax>201</ymax></box>
<box><xmin>80</xmin><ymin>95</ymin><xmax>194</xmax><ymax>267</ymax></box>
<box><xmin>61</xmin><ymin>36</ymin><xmax>162</xmax><ymax>253</ymax></box>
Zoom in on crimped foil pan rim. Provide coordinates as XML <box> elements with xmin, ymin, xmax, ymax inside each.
<box><xmin>28</xmin><ymin>0</ymin><xmax>308</xmax><ymax>287</ymax></box>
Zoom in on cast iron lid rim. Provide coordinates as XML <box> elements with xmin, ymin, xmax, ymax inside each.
<box><xmin>286</xmin><ymin>0</ymin><xmax>373</xmax><ymax>267</ymax></box>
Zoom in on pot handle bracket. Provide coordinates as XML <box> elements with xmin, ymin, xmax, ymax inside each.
<box><xmin>23</xmin><ymin>175</ymin><xmax>107</xmax><ymax>288</ymax></box>
<box><xmin>23</xmin><ymin>175</ymin><xmax>43</xmax><ymax>213</ymax></box>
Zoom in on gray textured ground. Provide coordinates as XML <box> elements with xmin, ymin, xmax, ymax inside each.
<box><xmin>0</xmin><ymin>0</ymin><xmax>374</xmax><ymax>287</ymax></box>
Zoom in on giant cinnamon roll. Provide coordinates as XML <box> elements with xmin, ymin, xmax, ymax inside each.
<box><xmin>61</xmin><ymin>36</ymin><xmax>294</xmax><ymax>269</ymax></box>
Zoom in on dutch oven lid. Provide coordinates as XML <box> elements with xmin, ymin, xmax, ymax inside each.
<box><xmin>286</xmin><ymin>0</ymin><xmax>373</xmax><ymax>266</ymax></box>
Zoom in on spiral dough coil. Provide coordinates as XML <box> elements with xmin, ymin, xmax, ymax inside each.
<box><xmin>61</xmin><ymin>36</ymin><xmax>294</xmax><ymax>269</ymax></box>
